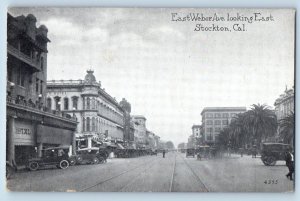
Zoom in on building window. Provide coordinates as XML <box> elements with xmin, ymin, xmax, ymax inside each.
<box><xmin>222</xmin><ymin>120</ymin><xmax>228</xmax><ymax>125</ymax></box>
<box><xmin>72</xmin><ymin>96</ymin><xmax>78</xmax><ymax>110</ymax></box>
<box><xmin>40</xmin><ymin>80</ymin><xmax>43</xmax><ymax>94</ymax></box>
<box><xmin>206</xmin><ymin>113</ymin><xmax>213</xmax><ymax>118</ymax></box>
<box><xmin>86</xmin><ymin>117</ymin><xmax>90</xmax><ymax>131</ymax></box>
<box><xmin>17</xmin><ymin>66</ymin><xmax>25</xmax><ymax>87</ymax></box>
<box><xmin>40</xmin><ymin>57</ymin><xmax>44</xmax><ymax>71</ymax></box>
<box><xmin>7</xmin><ymin>66</ymin><xmax>13</xmax><ymax>82</ymax></box>
<box><xmin>214</xmin><ymin>113</ymin><xmax>221</xmax><ymax>118</ymax></box>
<box><xmin>92</xmin><ymin>98</ymin><xmax>95</xmax><ymax>109</ymax></box>
<box><xmin>215</xmin><ymin>127</ymin><xmax>221</xmax><ymax>133</ymax></box>
<box><xmin>64</xmin><ymin>97</ymin><xmax>69</xmax><ymax>110</ymax></box>
<box><xmin>36</xmin><ymin>78</ymin><xmax>39</xmax><ymax>93</ymax></box>
<box><xmin>46</xmin><ymin>98</ymin><xmax>52</xmax><ymax>109</ymax></box>
<box><xmin>214</xmin><ymin>120</ymin><xmax>221</xmax><ymax>125</ymax></box>
<box><xmin>87</xmin><ymin>97</ymin><xmax>90</xmax><ymax>109</ymax></box>
<box><xmin>54</xmin><ymin>96</ymin><xmax>61</xmax><ymax>111</ymax></box>
<box><xmin>222</xmin><ymin>113</ymin><xmax>229</xmax><ymax>118</ymax></box>
<box><xmin>206</xmin><ymin>120</ymin><xmax>213</xmax><ymax>125</ymax></box>
<box><xmin>82</xmin><ymin>118</ymin><xmax>86</xmax><ymax>132</ymax></box>
<box><xmin>92</xmin><ymin>117</ymin><xmax>95</xmax><ymax>131</ymax></box>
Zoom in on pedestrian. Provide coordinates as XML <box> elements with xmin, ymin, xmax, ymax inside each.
<box><xmin>162</xmin><ymin>149</ymin><xmax>166</xmax><ymax>158</ymax></box>
<box><xmin>285</xmin><ymin>149</ymin><xmax>294</xmax><ymax>180</ymax></box>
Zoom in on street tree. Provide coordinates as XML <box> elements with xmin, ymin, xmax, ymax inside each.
<box><xmin>245</xmin><ymin>104</ymin><xmax>277</xmax><ymax>145</ymax></box>
<box><xmin>279</xmin><ymin>111</ymin><xmax>295</xmax><ymax>145</ymax></box>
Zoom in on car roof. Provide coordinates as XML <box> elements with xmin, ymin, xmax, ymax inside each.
<box><xmin>263</xmin><ymin>143</ymin><xmax>290</xmax><ymax>146</ymax></box>
<box><xmin>77</xmin><ymin>148</ymin><xmax>99</xmax><ymax>151</ymax></box>
<box><xmin>42</xmin><ymin>146</ymin><xmax>70</xmax><ymax>150</ymax></box>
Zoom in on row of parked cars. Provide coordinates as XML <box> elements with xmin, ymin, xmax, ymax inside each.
<box><xmin>27</xmin><ymin>146</ymin><xmax>109</xmax><ymax>171</ymax></box>
<box><xmin>184</xmin><ymin>143</ymin><xmax>293</xmax><ymax>166</ymax></box>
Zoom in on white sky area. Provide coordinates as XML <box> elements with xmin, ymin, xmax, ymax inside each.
<box><xmin>9</xmin><ymin>8</ymin><xmax>295</xmax><ymax>147</ymax></box>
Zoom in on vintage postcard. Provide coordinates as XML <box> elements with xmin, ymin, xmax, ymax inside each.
<box><xmin>6</xmin><ymin>8</ymin><xmax>295</xmax><ymax>192</ymax></box>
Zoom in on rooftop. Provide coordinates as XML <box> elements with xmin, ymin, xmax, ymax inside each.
<box><xmin>201</xmin><ymin>107</ymin><xmax>247</xmax><ymax>115</ymax></box>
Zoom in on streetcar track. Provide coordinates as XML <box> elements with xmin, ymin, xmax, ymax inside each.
<box><xmin>118</xmin><ymin>158</ymin><xmax>160</xmax><ymax>192</ymax></box>
<box><xmin>178</xmin><ymin>154</ymin><xmax>210</xmax><ymax>192</ymax></box>
<box><xmin>79</xmin><ymin>157</ymin><xmax>157</xmax><ymax>192</ymax></box>
<box><xmin>169</xmin><ymin>153</ymin><xmax>177</xmax><ymax>192</ymax></box>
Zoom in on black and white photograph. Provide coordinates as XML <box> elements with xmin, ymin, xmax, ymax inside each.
<box><xmin>5</xmin><ymin>7</ymin><xmax>295</xmax><ymax>192</ymax></box>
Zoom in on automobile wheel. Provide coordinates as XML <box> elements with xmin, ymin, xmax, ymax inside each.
<box><xmin>93</xmin><ymin>157</ymin><xmax>100</xmax><ymax>164</ymax></box>
<box><xmin>29</xmin><ymin>162</ymin><xmax>39</xmax><ymax>171</ymax></box>
<box><xmin>266</xmin><ymin>156</ymin><xmax>276</xmax><ymax>166</ymax></box>
<box><xmin>98</xmin><ymin>157</ymin><xmax>105</xmax><ymax>164</ymax></box>
<box><xmin>59</xmin><ymin>160</ymin><xmax>69</xmax><ymax>169</ymax></box>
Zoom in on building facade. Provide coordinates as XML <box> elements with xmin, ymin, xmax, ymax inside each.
<box><xmin>119</xmin><ymin>98</ymin><xmax>134</xmax><ymax>146</ymax></box>
<box><xmin>274</xmin><ymin>87</ymin><xmax>294</xmax><ymax>120</ymax></box>
<box><xmin>131</xmin><ymin>115</ymin><xmax>147</xmax><ymax>148</ymax></box>
<box><xmin>7</xmin><ymin>13</ymin><xmax>77</xmax><ymax>166</ymax></box>
<box><xmin>201</xmin><ymin>107</ymin><xmax>247</xmax><ymax>144</ymax></box>
<box><xmin>191</xmin><ymin>124</ymin><xmax>203</xmax><ymax>147</ymax></box>
<box><xmin>47</xmin><ymin>70</ymin><xmax>125</xmax><ymax>149</ymax></box>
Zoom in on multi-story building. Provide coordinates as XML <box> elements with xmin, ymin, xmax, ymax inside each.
<box><xmin>192</xmin><ymin>124</ymin><xmax>203</xmax><ymax>146</ymax></box>
<box><xmin>119</xmin><ymin>98</ymin><xmax>134</xmax><ymax>147</ymax></box>
<box><xmin>6</xmin><ymin>13</ymin><xmax>77</xmax><ymax>166</ymax></box>
<box><xmin>131</xmin><ymin>115</ymin><xmax>147</xmax><ymax>148</ymax></box>
<box><xmin>274</xmin><ymin>86</ymin><xmax>294</xmax><ymax>120</ymax></box>
<box><xmin>192</xmin><ymin>125</ymin><xmax>201</xmax><ymax>138</ymax></box>
<box><xmin>274</xmin><ymin>86</ymin><xmax>295</xmax><ymax>144</ymax></box>
<box><xmin>47</xmin><ymin>70</ymin><xmax>125</xmax><ymax>149</ymax></box>
<box><xmin>201</xmin><ymin>107</ymin><xmax>247</xmax><ymax>144</ymax></box>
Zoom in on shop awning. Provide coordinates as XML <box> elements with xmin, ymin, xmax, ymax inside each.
<box><xmin>37</xmin><ymin>125</ymin><xmax>73</xmax><ymax>145</ymax></box>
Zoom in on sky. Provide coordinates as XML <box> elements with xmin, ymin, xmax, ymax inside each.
<box><xmin>8</xmin><ymin>8</ymin><xmax>295</xmax><ymax>147</ymax></box>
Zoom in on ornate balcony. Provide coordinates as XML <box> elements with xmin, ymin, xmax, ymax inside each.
<box><xmin>7</xmin><ymin>44</ymin><xmax>41</xmax><ymax>72</ymax></box>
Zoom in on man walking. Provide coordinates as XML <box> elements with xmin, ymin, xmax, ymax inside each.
<box><xmin>285</xmin><ymin>149</ymin><xmax>294</xmax><ymax>180</ymax></box>
<box><xmin>162</xmin><ymin>150</ymin><xmax>166</xmax><ymax>158</ymax></box>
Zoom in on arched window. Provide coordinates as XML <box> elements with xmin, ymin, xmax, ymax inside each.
<box><xmin>54</xmin><ymin>96</ymin><xmax>61</xmax><ymax>111</ymax></box>
<box><xmin>72</xmin><ymin>96</ymin><xmax>78</xmax><ymax>110</ymax></box>
<box><xmin>82</xmin><ymin>118</ymin><xmax>86</xmax><ymax>132</ymax></box>
<box><xmin>46</xmin><ymin>97</ymin><xmax>52</xmax><ymax>109</ymax></box>
<box><xmin>64</xmin><ymin>97</ymin><xmax>69</xmax><ymax>110</ymax></box>
<box><xmin>87</xmin><ymin>97</ymin><xmax>90</xmax><ymax>109</ymax></box>
<box><xmin>92</xmin><ymin>117</ymin><xmax>95</xmax><ymax>131</ymax></box>
<box><xmin>92</xmin><ymin>98</ymin><xmax>95</xmax><ymax>109</ymax></box>
<box><xmin>86</xmin><ymin>117</ymin><xmax>90</xmax><ymax>131</ymax></box>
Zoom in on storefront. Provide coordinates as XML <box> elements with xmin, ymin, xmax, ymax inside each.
<box><xmin>6</xmin><ymin>103</ymin><xmax>77</xmax><ymax>166</ymax></box>
<box><xmin>13</xmin><ymin>119</ymin><xmax>37</xmax><ymax>165</ymax></box>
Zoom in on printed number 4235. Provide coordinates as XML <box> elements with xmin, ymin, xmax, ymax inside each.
<box><xmin>264</xmin><ymin>179</ymin><xmax>278</xmax><ymax>184</ymax></box>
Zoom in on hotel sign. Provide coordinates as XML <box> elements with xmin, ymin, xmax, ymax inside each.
<box><xmin>16</xmin><ymin>128</ymin><xmax>32</xmax><ymax>135</ymax></box>
<box><xmin>14</xmin><ymin>120</ymin><xmax>35</xmax><ymax>146</ymax></box>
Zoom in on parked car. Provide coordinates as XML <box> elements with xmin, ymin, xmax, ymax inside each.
<box><xmin>261</xmin><ymin>143</ymin><xmax>292</xmax><ymax>166</ymax></box>
<box><xmin>27</xmin><ymin>146</ymin><xmax>72</xmax><ymax>171</ymax></box>
<box><xmin>74</xmin><ymin>147</ymin><xmax>107</xmax><ymax>165</ymax></box>
<box><xmin>186</xmin><ymin>148</ymin><xmax>195</xmax><ymax>158</ymax></box>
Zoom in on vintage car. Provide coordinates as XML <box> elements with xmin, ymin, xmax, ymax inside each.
<box><xmin>261</xmin><ymin>143</ymin><xmax>292</xmax><ymax>166</ymax></box>
<box><xmin>186</xmin><ymin>148</ymin><xmax>195</xmax><ymax>158</ymax></box>
<box><xmin>73</xmin><ymin>147</ymin><xmax>107</xmax><ymax>165</ymax></box>
<box><xmin>196</xmin><ymin>145</ymin><xmax>210</xmax><ymax>160</ymax></box>
<box><xmin>27</xmin><ymin>146</ymin><xmax>72</xmax><ymax>171</ymax></box>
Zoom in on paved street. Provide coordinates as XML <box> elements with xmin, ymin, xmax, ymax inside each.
<box><xmin>7</xmin><ymin>152</ymin><xmax>294</xmax><ymax>192</ymax></box>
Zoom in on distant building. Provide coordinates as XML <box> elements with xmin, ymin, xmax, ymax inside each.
<box><xmin>192</xmin><ymin>124</ymin><xmax>203</xmax><ymax>146</ymax></box>
<box><xmin>192</xmin><ymin>125</ymin><xmax>202</xmax><ymax>138</ymax></box>
<box><xmin>201</xmin><ymin>107</ymin><xmax>247</xmax><ymax>144</ymax></box>
<box><xmin>131</xmin><ymin>115</ymin><xmax>147</xmax><ymax>148</ymax></box>
<box><xmin>6</xmin><ymin>13</ymin><xmax>77</xmax><ymax>166</ymax></box>
<box><xmin>47</xmin><ymin>70</ymin><xmax>125</xmax><ymax>149</ymax></box>
<box><xmin>274</xmin><ymin>86</ymin><xmax>294</xmax><ymax>120</ymax></box>
<box><xmin>120</xmin><ymin>98</ymin><xmax>134</xmax><ymax>146</ymax></box>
